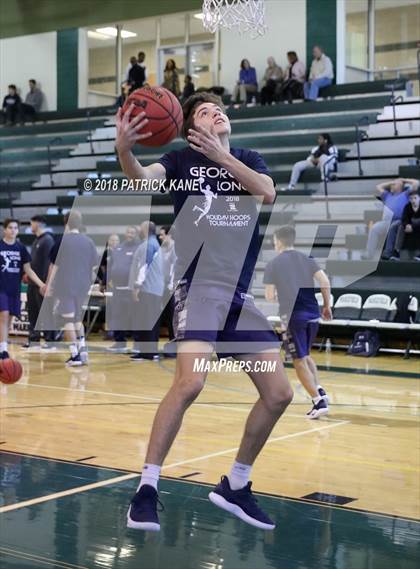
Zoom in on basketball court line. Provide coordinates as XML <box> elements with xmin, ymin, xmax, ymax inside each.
<box><xmin>0</xmin><ymin>421</ymin><xmax>348</xmax><ymax>514</ymax></box>
<box><xmin>2</xmin><ymin>449</ymin><xmax>418</xmax><ymax>523</ymax></box>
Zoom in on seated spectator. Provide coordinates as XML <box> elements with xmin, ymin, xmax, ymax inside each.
<box><xmin>365</xmin><ymin>178</ymin><xmax>419</xmax><ymax>260</ymax></box>
<box><xmin>231</xmin><ymin>59</ymin><xmax>258</xmax><ymax>105</ymax></box>
<box><xmin>260</xmin><ymin>57</ymin><xmax>283</xmax><ymax>106</ymax></box>
<box><xmin>283</xmin><ymin>133</ymin><xmax>338</xmax><ymax>190</ymax></box>
<box><xmin>276</xmin><ymin>51</ymin><xmax>306</xmax><ymax>103</ymax></box>
<box><xmin>181</xmin><ymin>75</ymin><xmax>195</xmax><ymax>102</ymax></box>
<box><xmin>2</xmin><ymin>84</ymin><xmax>21</xmax><ymax>126</ymax></box>
<box><xmin>389</xmin><ymin>189</ymin><xmax>420</xmax><ymax>261</ymax></box>
<box><xmin>116</xmin><ymin>82</ymin><xmax>130</xmax><ymax>107</ymax></box>
<box><xmin>304</xmin><ymin>46</ymin><xmax>333</xmax><ymax>101</ymax></box>
<box><xmin>21</xmin><ymin>79</ymin><xmax>43</xmax><ymax>121</ymax></box>
<box><xmin>162</xmin><ymin>59</ymin><xmax>180</xmax><ymax>97</ymax></box>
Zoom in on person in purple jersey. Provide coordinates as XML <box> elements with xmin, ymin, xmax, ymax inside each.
<box><xmin>116</xmin><ymin>92</ymin><xmax>293</xmax><ymax>532</ymax></box>
<box><xmin>0</xmin><ymin>218</ymin><xmax>46</xmax><ymax>359</ymax></box>
<box><xmin>264</xmin><ymin>226</ymin><xmax>332</xmax><ymax>419</ymax></box>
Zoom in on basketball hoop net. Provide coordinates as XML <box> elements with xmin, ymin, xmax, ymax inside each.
<box><xmin>202</xmin><ymin>0</ymin><xmax>267</xmax><ymax>38</ymax></box>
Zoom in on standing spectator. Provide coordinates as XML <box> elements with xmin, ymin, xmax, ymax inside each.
<box><xmin>0</xmin><ymin>219</ymin><xmax>46</xmax><ymax>360</ymax></box>
<box><xmin>2</xmin><ymin>85</ymin><xmax>21</xmax><ymax>126</ymax></box>
<box><xmin>158</xmin><ymin>226</ymin><xmax>176</xmax><ymax>342</ymax></box>
<box><xmin>129</xmin><ymin>55</ymin><xmax>147</xmax><ymax>92</ymax></box>
<box><xmin>137</xmin><ymin>51</ymin><xmax>147</xmax><ymax>81</ymax></box>
<box><xmin>125</xmin><ymin>56</ymin><xmax>138</xmax><ymax>81</ymax></box>
<box><xmin>304</xmin><ymin>46</ymin><xmax>333</xmax><ymax>101</ymax></box>
<box><xmin>366</xmin><ymin>178</ymin><xmax>419</xmax><ymax>260</ymax></box>
<box><xmin>276</xmin><ymin>51</ymin><xmax>306</xmax><ymax>103</ymax></box>
<box><xmin>260</xmin><ymin>57</ymin><xmax>283</xmax><ymax>106</ymax></box>
<box><xmin>21</xmin><ymin>79</ymin><xmax>43</xmax><ymax>122</ymax></box>
<box><xmin>129</xmin><ymin>221</ymin><xmax>164</xmax><ymax>361</ymax></box>
<box><xmin>23</xmin><ymin>215</ymin><xmax>55</xmax><ymax>349</ymax></box>
<box><xmin>181</xmin><ymin>75</ymin><xmax>195</xmax><ymax>103</ymax></box>
<box><xmin>390</xmin><ymin>190</ymin><xmax>420</xmax><ymax>261</ymax></box>
<box><xmin>284</xmin><ymin>134</ymin><xmax>338</xmax><ymax>190</ymax></box>
<box><xmin>106</xmin><ymin>227</ymin><xmax>139</xmax><ymax>353</ymax></box>
<box><xmin>97</xmin><ymin>233</ymin><xmax>120</xmax><ymax>288</ymax></box>
<box><xmin>45</xmin><ymin>210</ymin><xmax>98</xmax><ymax>367</ymax></box>
<box><xmin>162</xmin><ymin>59</ymin><xmax>180</xmax><ymax>97</ymax></box>
<box><xmin>231</xmin><ymin>59</ymin><xmax>258</xmax><ymax>105</ymax></box>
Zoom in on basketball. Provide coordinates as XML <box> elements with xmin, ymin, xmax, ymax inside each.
<box><xmin>122</xmin><ymin>85</ymin><xmax>183</xmax><ymax>147</ymax></box>
<box><xmin>0</xmin><ymin>358</ymin><xmax>23</xmax><ymax>384</ymax></box>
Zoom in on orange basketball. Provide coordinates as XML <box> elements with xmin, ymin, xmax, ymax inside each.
<box><xmin>122</xmin><ymin>85</ymin><xmax>183</xmax><ymax>147</ymax></box>
<box><xmin>0</xmin><ymin>358</ymin><xmax>23</xmax><ymax>384</ymax></box>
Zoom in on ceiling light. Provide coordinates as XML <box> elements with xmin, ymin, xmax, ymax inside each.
<box><xmin>95</xmin><ymin>27</ymin><xmax>137</xmax><ymax>38</ymax></box>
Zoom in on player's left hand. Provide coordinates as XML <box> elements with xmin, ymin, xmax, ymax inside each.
<box><xmin>187</xmin><ymin>125</ymin><xmax>229</xmax><ymax>163</ymax></box>
<box><xmin>39</xmin><ymin>284</ymin><xmax>47</xmax><ymax>297</ymax></box>
<box><xmin>322</xmin><ymin>306</ymin><xmax>333</xmax><ymax>320</ymax></box>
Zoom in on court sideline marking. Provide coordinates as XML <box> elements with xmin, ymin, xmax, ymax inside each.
<box><xmin>0</xmin><ymin>420</ymin><xmax>348</xmax><ymax>514</ymax></box>
<box><xmin>0</xmin><ymin>546</ymin><xmax>87</xmax><ymax>569</ymax></box>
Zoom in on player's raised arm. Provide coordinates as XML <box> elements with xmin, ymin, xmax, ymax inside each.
<box><xmin>115</xmin><ymin>104</ymin><xmax>166</xmax><ymax>181</ymax></box>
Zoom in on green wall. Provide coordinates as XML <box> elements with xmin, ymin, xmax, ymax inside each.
<box><xmin>0</xmin><ymin>0</ymin><xmax>202</xmax><ymax>39</ymax></box>
<box><xmin>306</xmin><ymin>0</ymin><xmax>337</xmax><ymax>80</ymax></box>
<box><xmin>57</xmin><ymin>29</ymin><xmax>78</xmax><ymax>112</ymax></box>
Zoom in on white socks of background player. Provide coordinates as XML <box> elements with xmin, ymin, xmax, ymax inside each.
<box><xmin>228</xmin><ymin>461</ymin><xmax>252</xmax><ymax>490</ymax></box>
<box><xmin>0</xmin><ymin>342</ymin><xmax>8</xmax><ymax>353</ymax></box>
<box><xmin>138</xmin><ymin>463</ymin><xmax>161</xmax><ymax>491</ymax></box>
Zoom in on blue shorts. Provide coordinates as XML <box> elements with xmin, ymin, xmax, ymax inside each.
<box><xmin>0</xmin><ymin>292</ymin><xmax>21</xmax><ymax>317</ymax></box>
<box><xmin>173</xmin><ymin>281</ymin><xmax>279</xmax><ymax>357</ymax></box>
<box><xmin>55</xmin><ymin>296</ymin><xmax>83</xmax><ymax>321</ymax></box>
<box><xmin>286</xmin><ymin>319</ymin><xmax>319</xmax><ymax>359</ymax></box>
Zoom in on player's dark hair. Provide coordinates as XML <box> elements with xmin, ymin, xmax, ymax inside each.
<box><xmin>8</xmin><ymin>84</ymin><xmax>17</xmax><ymax>90</ymax></box>
<box><xmin>274</xmin><ymin>225</ymin><xmax>296</xmax><ymax>247</ymax></box>
<box><xmin>63</xmin><ymin>209</ymin><xmax>82</xmax><ymax>230</ymax></box>
<box><xmin>240</xmin><ymin>59</ymin><xmax>250</xmax><ymax>69</ymax></box>
<box><xmin>31</xmin><ymin>215</ymin><xmax>46</xmax><ymax>224</ymax></box>
<box><xmin>320</xmin><ymin>133</ymin><xmax>333</xmax><ymax>146</ymax></box>
<box><xmin>181</xmin><ymin>92</ymin><xmax>226</xmax><ymax>139</ymax></box>
<box><xmin>3</xmin><ymin>218</ymin><xmax>19</xmax><ymax>229</ymax></box>
<box><xmin>160</xmin><ymin>225</ymin><xmax>171</xmax><ymax>235</ymax></box>
<box><xmin>29</xmin><ymin>79</ymin><xmax>36</xmax><ymax>85</ymax></box>
<box><xmin>287</xmin><ymin>51</ymin><xmax>298</xmax><ymax>59</ymax></box>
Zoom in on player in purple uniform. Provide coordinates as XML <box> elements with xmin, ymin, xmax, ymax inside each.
<box><xmin>264</xmin><ymin>226</ymin><xmax>332</xmax><ymax>419</ymax></box>
<box><xmin>116</xmin><ymin>92</ymin><xmax>294</xmax><ymax>531</ymax></box>
<box><xmin>0</xmin><ymin>219</ymin><xmax>46</xmax><ymax>359</ymax></box>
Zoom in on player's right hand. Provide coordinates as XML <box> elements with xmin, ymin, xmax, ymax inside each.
<box><xmin>115</xmin><ymin>104</ymin><xmax>152</xmax><ymax>154</ymax></box>
<box><xmin>322</xmin><ymin>306</ymin><xmax>332</xmax><ymax>321</ymax></box>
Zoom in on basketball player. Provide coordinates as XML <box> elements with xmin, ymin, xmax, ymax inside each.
<box><xmin>264</xmin><ymin>226</ymin><xmax>332</xmax><ymax>419</ymax></box>
<box><xmin>0</xmin><ymin>218</ymin><xmax>46</xmax><ymax>359</ymax></box>
<box><xmin>116</xmin><ymin>93</ymin><xmax>293</xmax><ymax>532</ymax></box>
<box><xmin>45</xmin><ymin>211</ymin><xmax>98</xmax><ymax>367</ymax></box>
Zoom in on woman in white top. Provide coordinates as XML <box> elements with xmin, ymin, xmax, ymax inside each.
<box><xmin>260</xmin><ymin>57</ymin><xmax>283</xmax><ymax>106</ymax></box>
<box><xmin>285</xmin><ymin>133</ymin><xmax>338</xmax><ymax>190</ymax></box>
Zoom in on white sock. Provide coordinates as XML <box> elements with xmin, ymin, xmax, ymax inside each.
<box><xmin>69</xmin><ymin>343</ymin><xmax>78</xmax><ymax>358</ymax></box>
<box><xmin>228</xmin><ymin>461</ymin><xmax>252</xmax><ymax>490</ymax></box>
<box><xmin>77</xmin><ymin>336</ymin><xmax>86</xmax><ymax>351</ymax></box>
<box><xmin>0</xmin><ymin>342</ymin><xmax>8</xmax><ymax>352</ymax></box>
<box><xmin>138</xmin><ymin>463</ymin><xmax>161</xmax><ymax>491</ymax></box>
<box><xmin>313</xmin><ymin>395</ymin><xmax>322</xmax><ymax>405</ymax></box>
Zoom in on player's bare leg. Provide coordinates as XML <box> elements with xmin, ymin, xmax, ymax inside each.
<box><xmin>293</xmin><ymin>357</ymin><xmax>318</xmax><ymax>398</ymax></box>
<box><xmin>208</xmin><ymin>350</ymin><xmax>293</xmax><ymax>530</ymax></box>
<box><xmin>0</xmin><ymin>311</ymin><xmax>11</xmax><ymax>357</ymax></box>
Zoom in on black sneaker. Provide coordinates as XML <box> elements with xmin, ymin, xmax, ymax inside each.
<box><xmin>389</xmin><ymin>251</ymin><xmax>400</xmax><ymax>261</ymax></box>
<box><xmin>306</xmin><ymin>398</ymin><xmax>329</xmax><ymax>420</ymax></box>
<box><xmin>127</xmin><ymin>484</ymin><xmax>163</xmax><ymax>531</ymax></box>
<box><xmin>130</xmin><ymin>353</ymin><xmax>159</xmax><ymax>362</ymax></box>
<box><xmin>1</xmin><ymin>351</ymin><xmax>9</xmax><ymax>360</ymax></box>
<box><xmin>65</xmin><ymin>354</ymin><xmax>83</xmax><ymax>367</ymax></box>
<box><xmin>208</xmin><ymin>476</ymin><xmax>275</xmax><ymax>530</ymax></box>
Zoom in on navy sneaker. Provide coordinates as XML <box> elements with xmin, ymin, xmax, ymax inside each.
<box><xmin>317</xmin><ymin>385</ymin><xmax>329</xmax><ymax>403</ymax></box>
<box><xmin>127</xmin><ymin>484</ymin><xmax>163</xmax><ymax>531</ymax></box>
<box><xmin>208</xmin><ymin>476</ymin><xmax>275</xmax><ymax>530</ymax></box>
<box><xmin>306</xmin><ymin>397</ymin><xmax>329</xmax><ymax>419</ymax></box>
<box><xmin>65</xmin><ymin>354</ymin><xmax>82</xmax><ymax>367</ymax></box>
<box><xmin>1</xmin><ymin>351</ymin><xmax>9</xmax><ymax>360</ymax></box>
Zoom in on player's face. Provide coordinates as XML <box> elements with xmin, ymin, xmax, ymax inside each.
<box><xmin>410</xmin><ymin>193</ymin><xmax>419</xmax><ymax>208</ymax></box>
<box><xmin>159</xmin><ymin>229</ymin><xmax>167</xmax><ymax>243</ymax></box>
<box><xmin>108</xmin><ymin>235</ymin><xmax>120</xmax><ymax>249</ymax></box>
<box><xmin>125</xmin><ymin>227</ymin><xmax>137</xmax><ymax>242</ymax></box>
<box><xmin>30</xmin><ymin>221</ymin><xmax>38</xmax><ymax>234</ymax></box>
<box><xmin>193</xmin><ymin>103</ymin><xmax>231</xmax><ymax>136</ymax></box>
<box><xmin>4</xmin><ymin>222</ymin><xmax>18</xmax><ymax>240</ymax></box>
